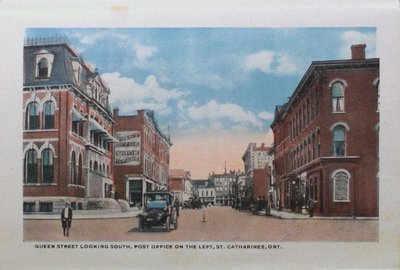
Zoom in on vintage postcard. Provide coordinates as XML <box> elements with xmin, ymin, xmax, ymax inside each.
<box><xmin>1</xmin><ymin>0</ymin><xmax>400</xmax><ymax>269</ymax></box>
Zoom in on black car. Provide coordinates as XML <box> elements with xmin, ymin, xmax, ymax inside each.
<box><xmin>238</xmin><ymin>197</ymin><xmax>252</xmax><ymax>212</ymax></box>
<box><xmin>251</xmin><ymin>199</ymin><xmax>269</xmax><ymax>215</ymax></box>
<box><xmin>137</xmin><ymin>192</ymin><xmax>178</xmax><ymax>232</ymax></box>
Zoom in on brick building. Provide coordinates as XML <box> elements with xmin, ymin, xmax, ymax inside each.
<box><xmin>192</xmin><ymin>179</ymin><xmax>215</xmax><ymax>205</ymax></box>
<box><xmin>270</xmin><ymin>44</ymin><xmax>379</xmax><ymax>217</ymax></box>
<box><xmin>242</xmin><ymin>143</ymin><xmax>270</xmax><ymax>198</ymax></box>
<box><xmin>23</xmin><ymin>37</ymin><xmax>116</xmax><ymax>213</ymax></box>
<box><xmin>113</xmin><ymin>109</ymin><xmax>171</xmax><ymax>207</ymax></box>
<box><xmin>169</xmin><ymin>169</ymin><xmax>192</xmax><ymax>203</ymax></box>
<box><xmin>211</xmin><ymin>170</ymin><xmax>244</xmax><ymax>206</ymax></box>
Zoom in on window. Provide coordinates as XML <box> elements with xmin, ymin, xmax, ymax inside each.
<box><xmin>332</xmin><ymin>82</ymin><xmax>345</xmax><ymax>112</ymax></box>
<box><xmin>26</xmin><ymin>102</ymin><xmax>39</xmax><ymax>130</ymax></box>
<box><xmin>25</xmin><ymin>149</ymin><xmax>38</xmax><ymax>183</ymax></box>
<box><xmin>42</xmin><ymin>149</ymin><xmax>54</xmax><ymax>183</ymax></box>
<box><xmin>39</xmin><ymin>202</ymin><xmax>53</xmax><ymax>212</ymax></box>
<box><xmin>333</xmin><ymin>125</ymin><xmax>346</xmax><ymax>157</ymax></box>
<box><xmin>43</xmin><ymin>101</ymin><xmax>55</xmax><ymax>129</ymax></box>
<box><xmin>70</xmin><ymin>152</ymin><xmax>76</xmax><ymax>184</ymax></box>
<box><xmin>23</xmin><ymin>202</ymin><xmax>35</xmax><ymax>213</ymax></box>
<box><xmin>333</xmin><ymin>171</ymin><xmax>350</xmax><ymax>201</ymax></box>
<box><xmin>376</xmin><ymin>81</ymin><xmax>380</xmax><ymax>112</ymax></box>
<box><xmin>78</xmin><ymin>154</ymin><xmax>83</xmax><ymax>185</ymax></box>
<box><xmin>37</xmin><ymin>58</ymin><xmax>49</xmax><ymax>78</ymax></box>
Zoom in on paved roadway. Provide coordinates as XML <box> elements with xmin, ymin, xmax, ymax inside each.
<box><xmin>24</xmin><ymin>206</ymin><xmax>378</xmax><ymax>242</ymax></box>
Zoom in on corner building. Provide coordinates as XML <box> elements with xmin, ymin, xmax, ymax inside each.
<box><xmin>270</xmin><ymin>45</ymin><xmax>379</xmax><ymax>217</ymax></box>
<box><xmin>113</xmin><ymin>109</ymin><xmax>171</xmax><ymax>207</ymax></box>
<box><xmin>23</xmin><ymin>37</ymin><xmax>116</xmax><ymax>213</ymax></box>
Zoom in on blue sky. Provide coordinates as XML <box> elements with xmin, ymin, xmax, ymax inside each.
<box><xmin>26</xmin><ymin>28</ymin><xmax>376</xmax><ymax>177</ymax></box>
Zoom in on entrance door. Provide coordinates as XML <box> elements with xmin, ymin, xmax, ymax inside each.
<box><xmin>129</xmin><ymin>180</ymin><xmax>142</xmax><ymax>207</ymax></box>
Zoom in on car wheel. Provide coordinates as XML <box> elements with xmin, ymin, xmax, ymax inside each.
<box><xmin>166</xmin><ymin>216</ymin><xmax>171</xmax><ymax>232</ymax></box>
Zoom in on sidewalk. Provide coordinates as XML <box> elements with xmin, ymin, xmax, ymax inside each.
<box><xmin>269</xmin><ymin>209</ymin><xmax>378</xmax><ymax>220</ymax></box>
<box><xmin>23</xmin><ymin>208</ymin><xmax>142</xmax><ymax>220</ymax></box>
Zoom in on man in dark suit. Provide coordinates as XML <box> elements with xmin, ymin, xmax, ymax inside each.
<box><xmin>61</xmin><ymin>202</ymin><xmax>73</xmax><ymax>236</ymax></box>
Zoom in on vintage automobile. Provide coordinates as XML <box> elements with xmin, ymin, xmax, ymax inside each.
<box><xmin>190</xmin><ymin>197</ymin><xmax>202</xmax><ymax>209</ymax></box>
<box><xmin>238</xmin><ymin>197</ymin><xmax>252</xmax><ymax>212</ymax></box>
<box><xmin>251</xmin><ymin>199</ymin><xmax>270</xmax><ymax>216</ymax></box>
<box><xmin>137</xmin><ymin>191</ymin><xmax>178</xmax><ymax>232</ymax></box>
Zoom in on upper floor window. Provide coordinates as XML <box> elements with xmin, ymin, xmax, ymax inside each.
<box><xmin>34</xmin><ymin>50</ymin><xmax>54</xmax><ymax>80</ymax></box>
<box><xmin>43</xmin><ymin>101</ymin><xmax>55</xmax><ymax>129</ymax></box>
<box><xmin>376</xmin><ymin>80</ymin><xmax>380</xmax><ymax>112</ymax></box>
<box><xmin>37</xmin><ymin>58</ymin><xmax>49</xmax><ymax>78</ymax></box>
<box><xmin>333</xmin><ymin>125</ymin><xmax>346</xmax><ymax>157</ymax></box>
<box><xmin>26</xmin><ymin>102</ymin><xmax>39</xmax><ymax>130</ymax></box>
<box><xmin>331</xmin><ymin>82</ymin><xmax>345</xmax><ymax>112</ymax></box>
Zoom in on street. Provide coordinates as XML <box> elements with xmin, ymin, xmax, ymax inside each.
<box><xmin>24</xmin><ymin>206</ymin><xmax>378</xmax><ymax>242</ymax></box>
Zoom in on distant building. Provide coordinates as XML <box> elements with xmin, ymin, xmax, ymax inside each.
<box><xmin>113</xmin><ymin>109</ymin><xmax>171</xmax><ymax>207</ymax></box>
<box><xmin>23</xmin><ymin>37</ymin><xmax>116</xmax><ymax>213</ymax></box>
<box><xmin>192</xmin><ymin>179</ymin><xmax>215</xmax><ymax>205</ymax></box>
<box><xmin>242</xmin><ymin>143</ymin><xmax>270</xmax><ymax>198</ymax></box>
<box><xmin>210</xmin><ymin>170</ymin><xmax>244</xmax><ymax>206</ymax></box>
<box><xmin>169</xmin><ymin>169</ymin><xmax>192</xmax><ymax>203</ymax></box>
<box><xmin>270</xmin><ymin>44</ymin><xmax>379</xmax><ymax>217</ymax></box>
<box><xmin>266</xmin><ymin>145</ymin><xmax>279</xmax><ymax>208</ymax></box>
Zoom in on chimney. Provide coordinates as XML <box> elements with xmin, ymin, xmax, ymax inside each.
<box><xmin>113</xmin><ymin>107</ymin><xmax>119</xmax><ymax>117</ymax></box>
<box><xmin>351</xmin><ymin>44</ymin><xmax>366</xmax><ymax>60</ymax></box>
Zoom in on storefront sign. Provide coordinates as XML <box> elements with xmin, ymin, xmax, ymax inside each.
<box><xmin>115</xmin><ymin>131</ymin><xmax>140</xmax><ymax>165</ymax></box>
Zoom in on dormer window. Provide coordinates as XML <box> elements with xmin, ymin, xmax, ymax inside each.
<box><xmin>34</xmin><ymin>49</ymin><xmax>54</xmax><ymax>80</ymax></box>
<box><xmin>38</xmin><ymin>58</ymin><xmax>49</xmax><ymax>78</ymax></box>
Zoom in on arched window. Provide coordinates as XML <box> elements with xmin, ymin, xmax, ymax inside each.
<box><xmin>70</xmin><ymin>151</ymin><xmax>76</xmax><ymax>184</ymax></box>
<box><xmin>26</xmin><ymin>102</ymin><xmax>39</xmax><ymax>130</ymax></box>
<box><xmin>38</xmin><ymin>58</ymin><xmax>49</xmax><ymax>78</ymax></box>
<box><xmin>332</xmin><ymin>170</ymin><xmax>350</xmax><ymax>201</ymax></box>
<box><xmin>43</xmin><ymin>101</ymin><xmax>55</xmax><ymax>129</ymax></box>
<box><xmin>78</xmin><ymin>154</ymin><xmax>83</xmax><ymax>186</ymax></box>
<box><xmin>94</xmin><ymin>161</ymin><xmax>98</xmax><ymax>171</ymax></box>
<box><xmin>332</xmin><ymin>82</ymin><xmax>345</xmax><ymax>112</ymax></box>
<box><xmin>333</xmin><ymin>125</ymin><xmax>346</xmax><ymax>157</ymax></box>
<box><xmin>25</xmin><ymin>149</ymin><xmax>38</xmax><ymax>183</ymax></box>
<box><xmin>42</xmin><ymin>149</ymin><xmax>54</xmax><ymax>183</ymax></box>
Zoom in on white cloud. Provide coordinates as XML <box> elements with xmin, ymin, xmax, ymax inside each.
<box><xmin>72</xmin><ymin>33</ymin><xmax>107</xmax><ymax>45</ymax></box>
<box><xmin>134</xmin><ymin>44</ymin><xmax>158</xmax><ymax>62</ymax></box>
<box><xmin>187</xmin><ymin>100</ymin><xmax>263</xmax><ymax>128</ymax></box>
<box><xmin>244</xmin><ymin>50</ymin><xmax>297</xmax><ymax>75</ymax></box>
<box><xmin>258</xmin><ymin>111</ymin><xmax>274</xmax><ymax>120</ymax></box>
<box><xmin>340</xmin><ymin>31</ymin><xmax>376</xmax><ymax>59</ymax></box>
<box><xmin>101</xmin><ymin>72</ymin><xmax>185</xmax><ymax>115</ymax></box>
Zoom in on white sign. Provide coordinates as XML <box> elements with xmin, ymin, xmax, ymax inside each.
<box><xmin>115</xmin><ymin>131</ymin><xmax>141</xmax><ymax>165</ymax></box>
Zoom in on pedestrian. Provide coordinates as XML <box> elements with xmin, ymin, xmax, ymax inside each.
<box><xmin>174</xmin><ymin>198</ymin><xmax>180</xmax><ymax>218</ymax></box>
<box><xmin>308</xmin><ymin>197</ymin><xmax>314</xmax><ymax>218</ymax></box>
<box><xmin>61</xmin><ymin>202</ymin><xmax>73</xmax><ymax>236</ymax></box>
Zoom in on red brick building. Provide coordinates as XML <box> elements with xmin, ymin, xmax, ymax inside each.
<box><xmin>168</xmin><ymin>169</ymin><xmax>192</xmax><ymax>202</ymax></box>
<box><xmin>242</xmin><ymin>143</ymin><xmax>270</xmax><ymax>198</ymax></box>
<box><xmin>113</xmin><ymin>109</ymin><xmax>171</xmax><ymax>207</ymax></box>
<box><xmin>252</xmin><ymin>167</ymin><xmax>269</xmax><ymax>200</ymax></box>
<box><xmin>23</xmin><ymin>37</ymin><xmax>116</xmax><ymax>213</ymax></box>
<box><xmin>270</xmin><ymin>44</ymin><xmax>379</xmax><ymax>217</ymax></box>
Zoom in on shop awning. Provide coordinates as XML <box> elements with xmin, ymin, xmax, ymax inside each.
<box><xmin>89</xmin><ymin>118</ymin><xmax>118</xmax><ymax>142</ymax></box>
<box><xmin>72</xmin><ymin>107</ymin><xmax>85</xmax><ymax>121</ymax></box>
